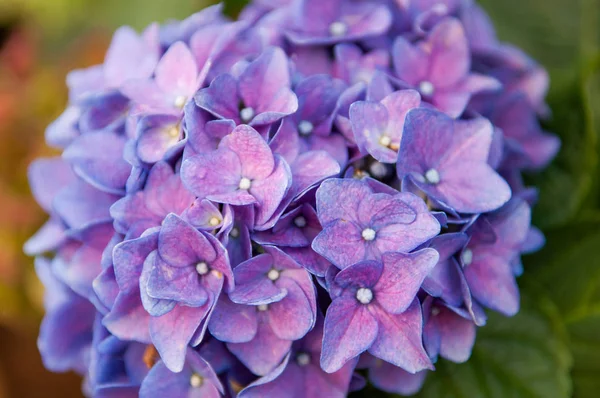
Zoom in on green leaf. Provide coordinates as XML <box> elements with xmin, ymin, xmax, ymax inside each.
<box><xmin>524</xmin><ymin>224</ymin><xmax>600</xmax><ymax>397</ymax></box>
<box><xmin>411</xmin><ymin>292</ymin><xmax>572</xmax><ymax>398</ymax></box>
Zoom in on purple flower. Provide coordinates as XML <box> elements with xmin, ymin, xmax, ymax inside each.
<box><xmin>27</xmin><ymin>1</ymin><xmax>558</xmax><ymax>396</ymax></box>
<box><xmin>139</xmin><ymin>348</ymin><xmax>224</xmax><ymax>398</ymax></box>
<box><xmin>239</xmin><ymin>317</ymin><xmax>356</xmax><ymax>398</ymax></box>
<box><xmin>392</xmin><ymin>18</ymin><xmax>500</xmax><ymax>117</ymax></box>
<box><xmin>462</xmin><ymin>198</ymin><xmax>532</xmax><ymax>316</ymax></box>
<box><xmin>420</xmin><ymin>232</ymin><xmax>469</xmax><ymax>307</ymax></box>
<box><xmin>181</xmin><ymin>124</ymin><xmax>292</xmax><ymax>229</ymax></box>
<box><xmin>397</xmin><ymin>108</ymin><xmax>511</xmax><ymax>214</ymax></box>
<box><xmin>286</xmin><ymin>0</ymin><xmax>392</xmax><ymax>45</ymax></box>
<box><xmin>321</xmin><ymin>249</ymin><xmax>439</xmax><ymax>373</ymax></box>
<box><xmin>209</xmin><ymin>247</ymin><xmax>317</xmax><ymax>375</ymax></box>
<box><xmin>132</xmin><ymin>113</ymin><xmax>184</xmax><ymax>164</ymax></box>
<box><xmin>195</xmin><ymin>47</ymin><xmax>298</xmax><ymax>126</ymax></box>
<box><xmin>313</xmin><ymin>178</ymin><xmax>440</xmax><ymax>269</ymax></box>
<box><xmin>110</xmin><ymin>161</ymin><xmax>195</xmax><ymax>239</ymax></box>
<box><xmin>423</xmin><ymin>298</ymin><xmax>476</xmax><ymax>363</ymax></box>
<box><xmin>361</xmin><ymin>354</ymin><xmax>428</xmax><ymax>396</ymax></box>
<box><xmin>350</xmin><ymin>89</ymin><xmax>421</xmax><ymax>163</ymax></box>
<box><xmin>333</xmin><ymin>43</ymin><xmax>390</xmax><ymax>86</ymax></box>
<box><xmin>123</xmin><ymin>41</ymin><xmax>200</xmax><ymax>114</ymax></box>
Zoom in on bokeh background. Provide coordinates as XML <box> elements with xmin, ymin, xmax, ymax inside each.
<box><xmin>0</xmin><ymin>0</ymin><xmax>597</xmax><ymax>397</ymax></box>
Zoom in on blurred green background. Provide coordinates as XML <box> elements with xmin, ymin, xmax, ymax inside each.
<box><xmin>0</xmin><ymin>0</ymin><xmax>598</xmax><ymax>397</ymax></box>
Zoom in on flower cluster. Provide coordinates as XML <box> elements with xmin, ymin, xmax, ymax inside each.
<box><xmin>27</xmin><ymin>0</ymin><xmax>558</xmax><ymax>396</ymax></box>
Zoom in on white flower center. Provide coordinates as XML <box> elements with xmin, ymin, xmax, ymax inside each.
<box><xmin>239</xmin><ymin>177</ymin><xmax>252</xmax><ymax>190</ymax></box>
<box><xmin>296</xmin><ymin>353</ymin><xmax>310</xmax><ymax>366</ymax></box>
<box><xmin>356</xmin><ymin>287</ymin><xmax>373</xmax><ymax>304</ymax></box>
<box><xmin>369</xmin><ymin>162</ymin><xmax>387</xmax><ymax>179</ymax></box>
<box><xmin>257</xmin><ymin>304</ymin><xmax>269</xmax><ymax>312</ymax></box>
<box><xmin>267</xmin><ymin>269</ymin><xmax>280</xmax><ymax>281</ymax></box>
<box><xmin>174</xmin><ymin>95</ymin><xmax>187</xmax><ymax>109</ymax></box>
<box><xmin>378</xmin><ymin>134</ymin><xmax>391</xmax><ymax>147</ymax></box>
<box><xmin>424</xmin><ymin>168</ymin><xmax>440</xmax><ymax>184</ymax></box>
<box><xmin>329</xmin><ymin>21</ymin><xmax>348</xmax><ymax>37</ymax></box>
<box><xmin>240</xmin><ymin>107</ymin><xmax>255</xmax><ymax>123</ymax></box>
<box><xmin>361</xmin><ymin>228</ymin><xmax>376</xmax><ymax>241</ymax></box>
<box><xmin>196</xmin><ymin>262</ymin><xmax>209</xmax><ymax>275</ymax></box>
<box><xmin>294</xmin><ymin>216</ymin><xmax>307</xmax><ymax>228</ymax></box>
<box><xmin>298</xmin><ymin>120</ymin><xmax>314</xmax><ymax>136</ymax></box>
<box><xmin>461</xmin><ymin>248</ymin><xmax>473</xmax><ymax>266</ymax></box>
<box><xmin>208</xmin><ymin>216</ymin><xmax>220</xmax><ymax>227</ymax></box>
<box><xmin>230</xmin><ymin>227</ymin><xmax>240</xmax><ymax>238</ymax></box>
<box><xmin>190</xmin><ymin>373</ymin><xmax>203</xmax><ymax>388</ymax></box>
<box><xmin>431</xmin><ymin>307</ymin><xmax>441</xmax><ymax>316</ymax></box>
<box><xmin>418</xmin><ymin>81</ymin><xmax>435</xmax><ymax>96</ymax></box>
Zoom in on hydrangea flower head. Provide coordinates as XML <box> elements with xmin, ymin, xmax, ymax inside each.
<box><xmin>27</xmin><ymin>1</ymin><xmax>558</xmax><ymax>396</ymax></box>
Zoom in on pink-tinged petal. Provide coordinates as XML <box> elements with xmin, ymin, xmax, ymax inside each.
<box><xmin>357</xmin><ymin>193</ymin><xmax>416</xmax><ymax>228</ymax></box>
<box><xmin>321</xmin><ymin>296</ymin><xmax>378</xmax><ymax>373</ymax></box>
<box><xmin>28</xmin><ymin>157</ymin><xmax>75</xmax><ymax>212</ymax></box>
<box><xmin>239</xmin><ymin>47</ymin><xmax>298</xmax><ymax>122</ymax></box>
<box><xmin>392</xmin><ymin>36</ymin><xmax>428</xmax><ymax>86</ymax></box>
<box><xmin>181</xmin><ymin>149</ymin><xmax>242</xmax><ymax>198</ymax></box>
<box><xmin>104</xmin><ymin>26</ymin><xmax>158</xmax><ymax>88</ymax></box>
<box><xmin>431</xmin><ymin>90</ymin><xmax>471</xmax><ymax>118</ymax></box>
<box><xmin>428</xmin><ymin>19</ymin><xmax>469</xmax><ymax>87</ymax></box>
<box><xmin>121</xmin><ymin>80</ymin><xmax>165</xmax><ymax>109</ymax></box>
<box><xmin>284</xmin><ymin>247</ymin><xmax>332</xmax><ymax>277</ymax></box>
<box><xmin>63</xmin><ymin>131</ymin><xmax>130</xmax><ymax>194</ymax></box>
<box><xmin>237</xmin><ymin>354</ymin><xmax>293</xmax><ymax>398</ymax></box>
<box><xmin>144</xmin><ymin>162</ymin><xmax>194</xmax><ymax>217</ymax></box>
<box><xmin>270</xmin><ymin>118</ymin><xmax>300</xmax><ymax>165</ymax></box>
<box><xmin>369</xmin><ymin>361</ymin><xmax>428</xmax><ymax>396</ymax></box>
<box><xmin>146</xmin><ymin>259</ymin><xmax>209</xmax><ymax>306</ymax></box>
<box><xmin>155</xmin><ymin>41</ymin><xmax>198</xmax><ymax>99</ymax></box>
<box><xmin>375</xmin><ymin>250</ymin><xmax>439</xmax><ymax>314</ymax></box>
<box><xmin>251</xmin><ymin>156</ymin><xmax>292</xmax><ymax>229</ymax></box>
<box><xmin>306</xmin><ymin>134</ymin><xmax>349</xmax><ymax>168</ymax></box>
<box><xmin>221</xmin><ymin>125</ymin><xmax>275</xmax><ymax>180</ymax></box>
<box><xmin>290</xmin><ymin>151</ymin><xmax>341</xmax><ymax>198</ymax></box>
<box><xmin>267</xmin><ymin>277</ymin><xmax>316</xmax><ymax>340</ymax></box>
<box><xmin>375</xmin><ymin>195</ymin><xmax>440</xmax><ymax>253</ymax></box>
<box><xmin>103</xmin><ymin>291</ymin><xmax>151</xmax><ymax>343</ymax></box>
<box><xmin>228</xmin><ymin>318</ymin><xmax>292</xmax><ymax>376</ymax></box>
<box><xmin>434</xmin><ymin>161</ymin><xmax>511</xmax><ymax>213</ymax></box>
<box><xmin>435</xmin><ymin>307</ymin><xmax>476</xmax><ymax>363</ymax></box>
<box><xmin>382</xmin><ymin>89</ymin><xmax>420</xmax><ymax>138</ymax></box>
<box><xmin>456</xmin><ymin>73</ymin><xmax>501</xmax><ymax>94</ymax></box>
<box><xmin>422</xmin><ymin>234</ymin><xmax>468</xmax><ymax>307</ymax></box>
<box><xmin>209</xmin><ymin>295</ymin><xmax>258</xmax><ymax>343</ymax></box>
<box><xmin>136</xmin><ymin>119</ymin><xmax>182</xmax><ymax>164</ymax></box>
<box><xmin>112</xmin><ymin>232</ymin><xmax>158</xmax><ymax>292</ymax></box>
<box><xmin>489</xmin><ymin>198</ymin><xmax>531</xmax><ymax>254</ymax></box>
<box><xmin>349</xmin><ymin>100</ymin><xmax>392</xmax><ymax>161</ymax></box>
<box><xmin>149</xmin><ymin>303</ymin><xmax>210</xmax><ymax>372</ymax></box>
<box><xmin>315</xmin><ymin>178</ymin><xmax>373</xmax><ymax>225</ymax></box>
<box><xmin>230</xmin><ymin>254</ymin><xmax>287</xmax><ymax>305</ymax></box>
<box><xmin>464</xmin><ymin>252</ymin><xmax>520</xmax><ymax>316</ymax></box>
<box><xmin>312</xmin><ymin>220</ymin><xmax>364</xmax><ymax>269</ymax></box>
<box><xmin>194</xmin><ymin>73</ymin><xmax>240</xmax><ymax>121</ymax></box>
<box><xmin>369</xmin><ymin>300</ymin><xmax>433</xmax><ymax>373</ymax></box>
<box><xmin>158</xmin><ymin>214</ymin><xmax>215</xmax><ymax>265</ymax></box>
<box><xmin>397</xmin><ymin>108</ymin><xmax>455</xmax><ymax>175</ymax></box>
<box><xmin>335</xmin><ymin>260</ymin><xmax>383</xmax><ymax>289</ymax></box>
